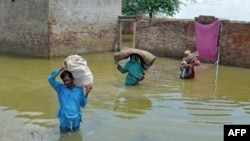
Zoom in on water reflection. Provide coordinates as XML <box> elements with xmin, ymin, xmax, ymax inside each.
<box><xmin>113</xmin><ymin>88</ymin><xmax>152</xmax><ymax>119</ymax></box>
<box><xmin>1</xmin><ymin>52</ymin><xmax>250</xmax><ymax>141</ymax></box>
<box><xmin>57</xmin><ymin>132</ymin><xmax>82</xmax><ymax>141</ymax></box>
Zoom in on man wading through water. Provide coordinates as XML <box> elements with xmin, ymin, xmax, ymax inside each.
<box><xmin>48</xmin><ymin>61</ymin><xmax>91</xmax><ymax>132</ymax></box>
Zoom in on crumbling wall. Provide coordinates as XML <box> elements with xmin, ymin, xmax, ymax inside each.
<box><xmin>48</xmin><ymin>0</ymin><xmax>121</xmax><ymax>57</ymax></box>
<box><xmin>0</xmin><ymin>0</ymin><xmax>50</xmax><ymax>57</ymax></box>
<box><xmin>0</xmin><ymin>0</ymin><xmax>121</xmax><ymax>57</ymax></box>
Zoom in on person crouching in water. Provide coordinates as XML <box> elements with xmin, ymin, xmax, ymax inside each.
<box><xmin>180</xmin><ymin>50</ymin><xmax>200</xmax><ymax>79</ymax></box>
<box><xmin>117</xmin><ymin>54</ymin><xmax>145</xmax><ymax>85</ymax></box>
<box><xmin>48</xmin><ymin>61</ymin><xmax>89</xmax><ymax>133</ymax></box>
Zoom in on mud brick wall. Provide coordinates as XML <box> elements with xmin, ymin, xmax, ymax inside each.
<box><xmin>136</xmin><ymin>18</ymin><xmax>196</xmax><ymax>58</ymax></box>
<box><xmin>0</xmin><ymin>0</ymin><xmax>121</xmax><ymax>57</ymax></box>
<box><xmin>220</xmin><ymin>21</ymin><xmax>250</xmax><ymax>68</ymax></box>
<box><xmin>1</xmin><ymin>0</ymin><xmax>250</xmax><ymax>68</ymax></box>
<box><xmin>0</xmin><ymin>0</ymin><xmax>50</xmax><ymax>57</ymax></box>
<box><xmin>135</xmin><ymin>18</ymin><xmax>250</xmax><ymax>68</ymax></box>
<box><xmin>48</xmin><ymin>0</ymin><xmax>121</xmax><ymax>57</ymax></box>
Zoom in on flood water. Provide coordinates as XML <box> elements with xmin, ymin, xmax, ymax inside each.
<box><xmin>0</xmin><ymin>51</ymin><xmax>250</xmax><ymax>141</ymax></box>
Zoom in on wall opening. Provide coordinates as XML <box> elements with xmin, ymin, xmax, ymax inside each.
<box><xmin>118</xmin><ymin>16</ymin><xmax>137</xmax><ymax>50</ymax></box>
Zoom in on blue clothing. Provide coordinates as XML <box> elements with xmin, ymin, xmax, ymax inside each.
<box><xmin>48</xmin><ymin>69</ymin><xmax>88</xmax><ymax>132</ymax></box>
<box><xmin>118</xmin><ymin>59</ymin><xmax>144</xmax><ymax>85</ymax></box>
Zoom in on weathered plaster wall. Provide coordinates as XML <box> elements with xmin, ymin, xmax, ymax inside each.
<box><xmin>0</xmin><ymin>0</ymin><xmax>121</xmax><ymax>57</ymax></box>
<box><xmin>135</xmin><ymin>17</ymin><xmax>250</xmax><ymax>68</ymax></box>
<box><xmin>48</xmin><ymin>0</ymin><xmax>121</xmax><ymax>57</ymax></box>
<box><xmin>0</xmin><ymin>0</ymin><xmax>49</xmax><ymax>57</ymax></box>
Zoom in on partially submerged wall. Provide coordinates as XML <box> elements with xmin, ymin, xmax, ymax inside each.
<box><xmin>220</xmin><ymin>21</ymin><xmax>250</xmax><ymax>68</ymax></box>
<box><xmin>1</xmin><ymin>0</ymin><xmax>250</xmax><ymax>68</ymax></box>
<box><xmin>134</xmin><ymin>17</ymin><xmax>250</xmax><ymax>68</ymax></box>
<box><xmin>136</xmin><ymin>18</ymin><xmax>195</xmax><ymax>58</ymax></box>
<box><xmin>0</xmin><ymin>0</ymin><xmax>50</xmax><ymax>57</ymax></box>
<box><xmin>48</xmin><ymin>0</ymin><xmax>121</xmax><ymax>57</ymax></box>
<box><xmin>0</xmin><ymin>0</ymin><xmax>121</xmax><ymax>57</ymax></box>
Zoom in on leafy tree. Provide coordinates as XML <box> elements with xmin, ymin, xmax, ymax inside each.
<box><xmin>122</xmin><ymin>0</ymin><xmax>196</xmax><ymax>18</ymax></box>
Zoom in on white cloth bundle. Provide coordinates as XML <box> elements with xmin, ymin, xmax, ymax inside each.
<box><xmin>65</xmin><ymin>55</ymin><xmax>93</xmax><ymax>88</ymax></box>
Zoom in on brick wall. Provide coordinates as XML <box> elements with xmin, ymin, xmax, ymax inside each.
<box><xmin>220</xmin><ymin>21</ymin><xmax>250</xmax><ymax>67</ymax></box>
<box><xmin>134</xmin><ymin>16</ymin><xmax>250</xmax><ymax>68</ymax></box>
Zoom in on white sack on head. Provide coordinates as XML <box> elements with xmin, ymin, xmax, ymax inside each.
<box><xmin>65</xmin><ymin>55</ymin><xmax>93</xmax><ymax>88</ymax></box>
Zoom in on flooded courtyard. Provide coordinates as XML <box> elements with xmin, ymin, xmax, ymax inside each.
<box><xmin>0</xmin><ymin>51</ymin><xmax>250</xmax><ymax>141</ymax></box>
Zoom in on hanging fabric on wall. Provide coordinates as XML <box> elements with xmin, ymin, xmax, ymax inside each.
<box><xmin>194</xmin><ymin>20</ymin><xmax>221</xmax><ymax>62</ymax></box>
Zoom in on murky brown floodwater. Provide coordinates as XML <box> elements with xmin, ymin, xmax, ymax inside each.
<box><xmin>0</xmin><ymin>52</ymin><xmax>250</xmax><ymax>141</ymax></box>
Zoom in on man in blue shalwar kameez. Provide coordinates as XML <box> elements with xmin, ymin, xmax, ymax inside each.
<box><xmin>117</xmin><ymin>54</ymin><xmax>145</xmax><ymax>85</ymax></box>
<box><xmin>48</xmin><ymin>62</ymin><xmax>89</xmax><ymax>132</ymax></box>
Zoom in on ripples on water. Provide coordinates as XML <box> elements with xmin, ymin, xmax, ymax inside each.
<box><xmin>0</xmin><ymin>52</ymin><xmax>250</xmax><ymax>141</ymax></box>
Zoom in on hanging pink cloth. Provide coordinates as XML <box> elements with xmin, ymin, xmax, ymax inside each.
<box><xmin>194</xmin><ymin>20</ymin><xmax>221</xmax><ymax>62</ymax></box>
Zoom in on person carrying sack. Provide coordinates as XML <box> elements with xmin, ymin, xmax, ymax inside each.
<box><xmin>48</xmin><ymin>61</ymin><xmax>89</xmax><ymax>133</ymax></box>
<box><xmin>117</xmin><ymin>54</ymin><xmax>145</xmax><ymax>85</ymax></box>
<box><xmin>64</xmin><ymin>55</ymin><xmax>94</xmax><ymax>95</ymax></box>
<box><xmin>180</xmin><ymin>50</ymin><xmax>200</xmax><ymax>79</ymax></box>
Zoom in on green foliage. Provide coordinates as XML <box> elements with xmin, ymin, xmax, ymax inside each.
<box><xmin>122</xmin><ymin>0</ymin><xmax>196</xmax><ymax>18</ymax></box>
